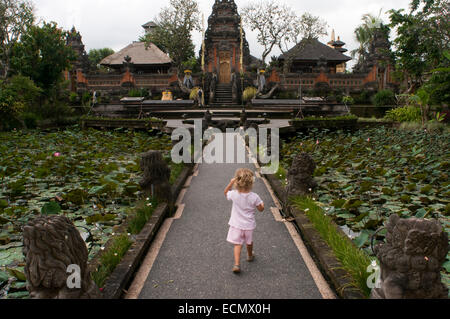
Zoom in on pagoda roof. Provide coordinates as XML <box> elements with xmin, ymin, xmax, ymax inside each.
<box><xmin>142</xmin><ymin>21</ymin><xmax>157</xmax><ymax>28</ymax></box>
<box><xmin>279</xmin><ymin>38</ymin><xmax>351</xmax><ymax>62</ymax></box>
<box><xmin>100</xmin><ymin>42</ymin><xmax>172</xmax><ymax>66</ymax></box>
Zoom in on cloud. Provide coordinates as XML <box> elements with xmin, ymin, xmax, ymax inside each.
<box><xmin>32</xmin><ymin>0</ymin><xmax>411</xmax><ymax>69</ymax></box>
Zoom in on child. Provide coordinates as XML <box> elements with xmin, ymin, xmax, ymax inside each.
<box><xmin>224</xmin><ymin>168</ymin><xmax>264</xmax><ymax>274</ymax></box>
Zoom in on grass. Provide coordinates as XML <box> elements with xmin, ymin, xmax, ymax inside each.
<box><xmin>291</xmin><ymin>196</ymin><xmax>373</xmax><ymax>298</ymax></box>
<box><xmin>127</xmin><ymin>198</ymin><xmax>158</xmax><ymax>235</ymax></box>
<box><xmin>169</xmin><ymin>162</ymin><xmax>186</xmax><ymax>185</ymax></box>
<box><xmin>91</xmin><ymin>233</ymin><xmax>133</xmax><ymax>289</ymax></box>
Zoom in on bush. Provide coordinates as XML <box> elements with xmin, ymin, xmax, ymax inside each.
<box><xmin>69</xmin><ymin>92</ymin><xmax>79</xmax><ymax>105</ymax></box>
<box><xmin>81</xmin><ymin>92</ymin><xmax>91</xmax><ymax>106</ymax></box>
<box><xmin>128</xmin><ymin>88</ymin><xmax>149</xmax><ymax>98</ymax></box>
<box><xmin>277</xmin><ymin>91</ymin><xmax>297</xmax><ymax>99</ymax></box>
<box><xmin>385</xmin><ymin>106</ymin><xmax>422</xmax><ymax>122</ymax></box>
<box><xmin>243</xmin><ymin>87</ymin><xmax>257</xmax><ymax>102</ymax></box>
<box><xmin>372</xmin><ymin>89</ymin><xmax>396</xmax><ymax>106</ymax></box>
<box><xmin>354</xmin><ymin>90</ymin><xmax>374</xmax><ymax>105</ymax></box>
<box><xmin>21</xmin><ymin>112</ymin><xmax>40</xmax><ymax>129</ymax></box>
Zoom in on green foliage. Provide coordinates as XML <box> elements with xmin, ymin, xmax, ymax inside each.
<box><xmin>280</xmin><ymin>125</ymin><xmax>450</xmax><ymax>290</ymax></box>
<box><xmin>181</xmin><ymin>57</ymin><xmax>200</xmax><ymax>73</ymax></box>
<box><xmin>0</xmin><ymin>0</ymin><xmax>35</xmax><ymax>79</ymax></box>
<box><xmin>384</xmin><ymin>106</ymin><xmax>422</xmax><ymax>122</ymax></box>
<box><xmin>342</xmin><ymin>95</ymin><xmax>355</xmax><ymax>106</ymax></box>
<box><xmin>69</xmin><ymin>92</ymin><xmax>79</xmax><ymax>105</ymax></box>
<box><xmin>0</xmin><ymin>127</ymin><xmax>180</xmax><ymax>297</ymax></box>
<box><xmin>140</xmin><ymin>0</ymin><xmax>200</xmax><ymax>69</ymax></box>
<box><xmin>127</xmin><ymin>88</ymin><xmax>149</xmax><ymax>98</ymax></box>
<box><xmin>11</xmin><ymin>22</ymin><xmax>76</xmax><ymax>96</ymax></box>
<box><xmin>372</xmin><ymin>90</ymin><xmax>396</xmax><ymax>107</ymax></box>
<box><xmin>389</xmin><ymin>0</ymin><xmax>449</xmax><ymax>90</ymax></box>
<box><xmin>88</xmin><ymin>48</ymin><xmax>114</xmax><ymax>68</ymax></box>
<box><xmin>242</xmin><ymin>87</ymin><xmax>258</xmax><ymax>102</ymax></box>
<box><xmin>0</xmin><ymin>75</ymin><xmax>41</xmax><ymax>119</ymax></box>
<box><xmin>41</xmin><ymin>202</ymin><xmax>62</xmax><ymax>215</ymax></box>
<box><xmin>292</xmin><ymin>196</ymin><xmax>373</xmax><ymax>297</ymax></box>
<box><xmin>277</xmin><ymin>91</ymin><xmax>297</xmax><ymax>99</ymax></box>
<box><xmin>127</xmin><ymin>198</ymin><xmax>158</xmax><ymax>235</ymax></box>
<box><xmin>91</xmin><ymin>234</ymin><xmax>132</xmax><ymax>288</ymax></box>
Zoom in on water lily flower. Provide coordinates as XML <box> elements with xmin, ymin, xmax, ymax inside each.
<box><xmin>54</xmin><ymin>152</ymin><xmax>61</xmax><ymax>157</ymax></box>
<box><xmin>316</xmin><ymin>140</ymin><xmax>319</xmax><ymax>145</ymax></box>
<box><xmin>367</xmin><ymin>138</ymin><xmax>371</xmax><ymax>142</ymax></box>
<box><xmin>100</xmin><ymin>247</ymin><xmax>105</xmax><ymax>250</ymax></box>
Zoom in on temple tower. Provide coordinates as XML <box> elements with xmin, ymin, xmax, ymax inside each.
<box><xmin>204</xmin><ymin>0</ymin><xmax>251</xmax><ymax>84</ymax></box>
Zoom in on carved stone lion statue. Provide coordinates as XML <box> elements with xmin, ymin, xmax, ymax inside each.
<box><xmin>139</xmin><ymin>150</ymin><xmax>172</xmax><ymax>204</ymax></box>
<box><xmin>23</xmin><ymin>215</ymin><xmax>102</xmax><ymax>299</ymax></box>
<box><xmin>285</xmin><ymin>153</ymin><xmax>318</xmax><ymax>215</ymax></box>
<box><xmin>286</xmin><ymin>153</ymin><xmax>317</xmax><ymax>195</ymax></box>
<box><xmin>371</xmin><ymin>214</ymin><xmax>449</xmax><ymax>299</ymax></box>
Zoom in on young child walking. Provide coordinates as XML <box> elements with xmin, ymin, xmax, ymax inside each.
<box><xmin>224</xmin><ymin>168</ymin><xmax>264</xmax><ymax>274</ymax></box>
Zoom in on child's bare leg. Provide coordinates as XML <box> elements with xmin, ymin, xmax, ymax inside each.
<box><xmin>247</xmin><ymin>243</ymin><xmax>253</xmax><ymax>258</ymax></box>
<box><xmin>234</xmin><ymin>245</ymin><xmax>242</xmax><ymax>266</ymax></box>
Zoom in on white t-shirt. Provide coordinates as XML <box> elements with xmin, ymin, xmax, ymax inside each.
<box><xmin>227</xmin><ymin>190</ymin><xmax>263</xmax><ymax>230</ymax></box>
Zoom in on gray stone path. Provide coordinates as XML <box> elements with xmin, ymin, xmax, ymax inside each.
<box><xmin>137</xmin><ymin>134</ymin><xmax>327</xmax><ymax>299</ymax></box>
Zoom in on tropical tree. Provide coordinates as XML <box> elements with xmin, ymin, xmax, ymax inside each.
<box><xmin>88</xmin><ymin>48</ymin><xmax>114</xmax><ymax>69</ymax></box>
<box><xmin>351</xmin><ymin>11</ymin><xmax>385</xmax><ymax>69</ymax></box>
<box><xmin>241</xmin><ymin>0</ymin><xmax>297</xmax><ymax>66</ymax></box>
<box><xmin>141</xmin><ymin>0</ymin><xmax>201</xmax><ymax>71</ymax></box>
<box><xmin>389</xmin><ymin>0</ymin><xmax>450</xmax><ymax>93</ymax></box>
<box><xmin>11</xmin><ymin>21</ymin><xmax>76</xmax><ymax>97</ymax></box>
<box><xmin>0</xmin><ymin>0</ymin><xmax>34</xmax><ymax>79</ymax></box>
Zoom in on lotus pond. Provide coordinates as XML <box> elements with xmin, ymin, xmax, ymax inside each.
<box><xmin>0</xmin><ymin>127</ymin><xmax>181</xmax><ymax>298</ymax></box>
<box><xmin>279</xmin><ymin>126</ymin><xmax>450</xmax><ymax>290</ymax></box>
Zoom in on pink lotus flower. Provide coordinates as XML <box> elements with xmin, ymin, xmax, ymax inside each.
<box><xmin>53</xmin><ymin>152</ymin><xmax>61</xmax><ymax>157</ymax></box>
<box><xmin>316</xmin><ymin>140</ymin><xmax>320</xmax><ymax>145</ymax></box>
<box><xmin>367</xmin><ymin>138</ymin><xmax>371</xmax><ymax>142</ymax></box>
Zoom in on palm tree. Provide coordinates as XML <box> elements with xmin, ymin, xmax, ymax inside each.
<box><xmin>351</xmin><ymin>11</ymin><xmax>384</xmax><ymax>69</ymax></box>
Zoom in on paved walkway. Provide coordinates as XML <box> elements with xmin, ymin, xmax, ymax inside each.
<box><xmin>126</xmin><ymin>133</ymin><xmax>334</xmax><ymax>299</ymax></box>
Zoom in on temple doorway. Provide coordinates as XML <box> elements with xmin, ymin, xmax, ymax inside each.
<box><xmin>219</xmin><ymin>52</ymin><xmax>231</xmax><ymax>84</ymax></box>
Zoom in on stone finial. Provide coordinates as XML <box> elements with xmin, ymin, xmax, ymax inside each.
<box><xmin>23</xmin><ymin>215</ymin><xmax>101</xmax><ymax>299</ymax></box>
<box><xmin>371</xmin><ymin>214</ymin><xmax>449</xmax><ymax>299</ymax></box>
<box><xmin>139</xmin><ymin>150</ymin><xmax>172</xmax><ymax>204</ymax></box>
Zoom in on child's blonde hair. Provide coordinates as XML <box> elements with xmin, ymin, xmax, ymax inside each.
<box><xmin>234</xmin><ymin>168</ymin><xmax>255</xmax><ymax>192</ymax></box>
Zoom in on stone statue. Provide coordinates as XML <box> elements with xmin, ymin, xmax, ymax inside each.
<box><xmin>257</xmin><ymin>70</ymin><xmax>266</xmax><ymax>93</ymax></box>
<box><xmin>209</xmin><ymin>72</ymin><xmax>218</xmax><ymax>103</ymax></box>
<box><xmin>23</xmin><ymin>215</ymin><xmax>102</xmax><ymax>299</ymax></box>
<box><xmin>371</xmin><ymin>214</ymin><xmax>449</xmax><ymax>299</ymax></box>
<box><xmin>183</xmin><ymin>70</ymin><xmax>194</xmax><ymax>90</ymax></box>
<box><xmin>139</xmin><ymin>150</ymin><xmax>172</xmax><ymax>205</ymax></box>
<box><xmin>286</xmin><ymin>153</ymin><xmax>317</xmax><ymax>215</ymax></box>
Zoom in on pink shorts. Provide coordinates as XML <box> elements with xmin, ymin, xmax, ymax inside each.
<box><xmin>227</xmin><ymin>226</ymin><xmax>254</xmax><ymax>246</ymax></box>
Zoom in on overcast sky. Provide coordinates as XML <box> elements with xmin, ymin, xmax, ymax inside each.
<box><xmin>32</xmin><ymin>0</ymin><xmax>412</xmax><ymax>68</ymax></box>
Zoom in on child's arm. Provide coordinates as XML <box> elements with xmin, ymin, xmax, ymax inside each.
<box><xmin>257</xmin><ymin>203</ymin><xmax>265</xmax><ymax>212</ymax></box>
<box><xmin>224</xmin><ymin>178</ymin><xmax>236</xmax><ymax>197</ymax></box>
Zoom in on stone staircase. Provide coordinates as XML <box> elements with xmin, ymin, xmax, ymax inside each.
<box><xmin>210</xmin><ymin>83</ymin><xmax>236</xmax><ymax>107</ymax></box>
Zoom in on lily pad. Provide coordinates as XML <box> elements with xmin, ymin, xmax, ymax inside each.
<box><xmin>41</xmin><ymin>202</ymin><xmax>61</xmax><ymax>215</ymax></box>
